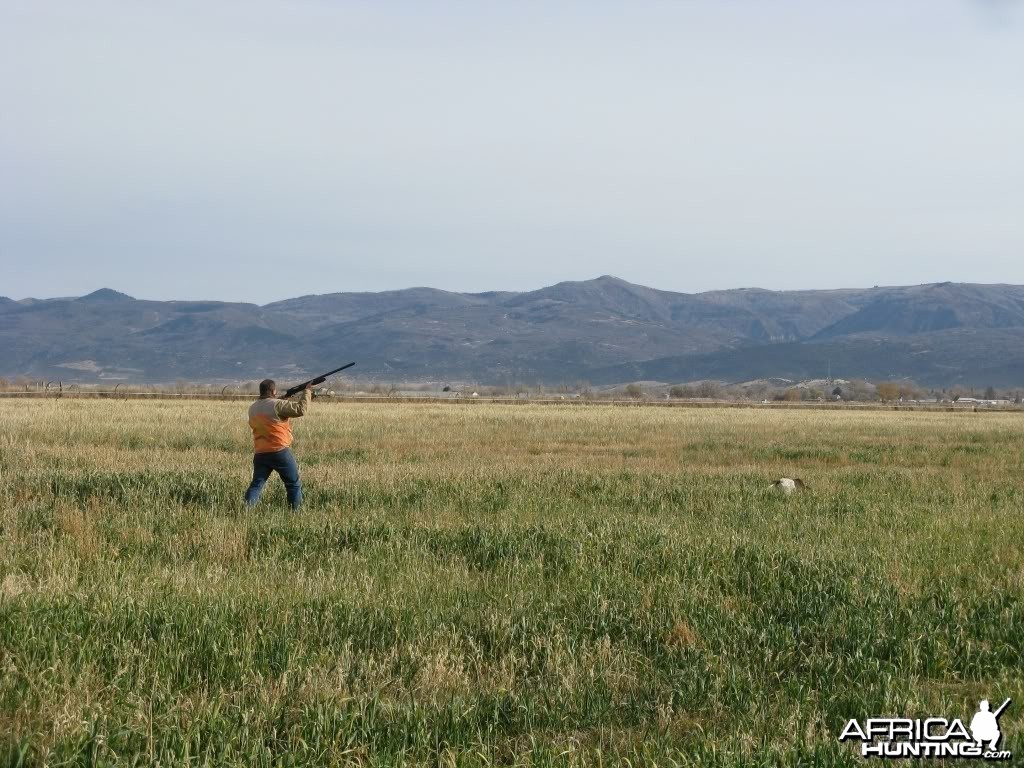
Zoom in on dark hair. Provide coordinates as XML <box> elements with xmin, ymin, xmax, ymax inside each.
<box><xmin>259</xmin><ymin>379</ymin><xmax>276</xmax><ymax>397</ymax></box>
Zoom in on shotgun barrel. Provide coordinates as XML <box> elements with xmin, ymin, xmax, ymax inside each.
<box><xmin>282</xmin><ymin>362</ymin><xmax>355</xmax><ymax>398</ymax></box>
<box><xmin>993</xmin><ymin>698</ymin><xmax>1012</xmax><ymax>719</ymax></box>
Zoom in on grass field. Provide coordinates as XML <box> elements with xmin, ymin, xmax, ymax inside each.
<box><xmin>2</xmin><ymin>399</ymin><xmax>1022</xmax><ymax>766</ymax></box>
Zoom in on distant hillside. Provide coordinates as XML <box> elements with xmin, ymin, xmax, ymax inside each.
<box><xmin>4</xmin><ymin>277</ymin><xmax>1024</xmax><ymax>386</ymax></box>
<box><xmin>812</xmin><ymin>283</ymin><xmax>1024</xmax><ymax>339</ymax></box>
<box><xmin>588</xmin><ymin>329</ymin><xmax>1024</xmax><ymax>387</ymax></box>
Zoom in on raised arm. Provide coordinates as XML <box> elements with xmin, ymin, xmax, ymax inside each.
<box><xmin>274</xmin><ymin>387</ymin><xmax>311</xmax><ymax>418</ymax></box>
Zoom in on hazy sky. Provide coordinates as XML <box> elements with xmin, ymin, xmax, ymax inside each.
<box><xmin>2</xmin><ymin>1</ymin><xmax>1023</xmax><ymax>303</ymax></box>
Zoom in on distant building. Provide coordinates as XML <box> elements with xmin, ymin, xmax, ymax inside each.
<box><xmin>954</xmin><ymin>398</ymin><xmax>1011</xmax><ymax>406</ymax></box>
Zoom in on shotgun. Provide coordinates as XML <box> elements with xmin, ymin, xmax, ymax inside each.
<box><xmin>993</xmin><ymin>698</ymin><xmax>1012</xmax><ymax>719</ymax></box>
<box><xmin>282</xmin><ymin>362</ymin><xmax>355</xmax><ymax>398</ymax></box>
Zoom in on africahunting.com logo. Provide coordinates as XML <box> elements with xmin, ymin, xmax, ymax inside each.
<box><xmin>840</xmin><ymin>698</ymin><xmax>1012</xmax><ymax>760</ymax></box>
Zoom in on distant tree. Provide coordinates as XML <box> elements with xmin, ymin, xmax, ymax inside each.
<box><xmin>625</xmin><ymin>383</ymin><xmax>643</xmax><ymax>399</ymax></box>
<box><xmin>831</xmin><ymin>386</ymin><xmax>843</xmax><ymax>399</ymax></box>
<box><xmin>844</xmin><ymin>380</ymin><xmax>876</xmax><ymax>401</ymax></box>
<box><xmin>984</xmin><ymin>386</ymin><xmax>997</xmax><ymax>400</ymax></box>
<box><xmin>782</xmin><ymin>388</ymin><xmax>802</xmax><ymax>402</ymax></box>
<box><xmin>696</xmin><ymin>381</ymin><xmax>721</xmax><ymax>399</ymax></box>
<box><xmin>669</xmin><ymin>385</ymin><xmax>692</xmax><ymax>399</ymax></box>
<box><xmin>876</xmin><ymin>382</ymin><xmax>900</xmax><ymax>402</ymax></box>
<box><xmin>747</xmin><ymin>382</ymin><xmax>769</xmax><ymax>401</ymax></box>
<box><xmin>898</xmin><ymin>382</ymin><xmax>922</xmax><ymax>401</ymax></box>
<box><xmin>722</xmin><ymin>385</ymin><xmax>746</xmax><ymax>401</ymax></box>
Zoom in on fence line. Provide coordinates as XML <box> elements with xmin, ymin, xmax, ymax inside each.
<box><xmin>1</xmin><ymin>390</ymin><xmax>1020</xmax><ymax>412</ymax></box>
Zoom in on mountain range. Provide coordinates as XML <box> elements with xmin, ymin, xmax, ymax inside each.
<box><xmin>5</xmin><ymin>277</ymin><xmax>1024</xmax><ymax>387</ymax></box>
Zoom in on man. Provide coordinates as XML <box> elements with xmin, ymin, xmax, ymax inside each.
<box><xmin>970</xmin><ymin>699</ymin><xmax>1002</xmax><ymax>750</ymax></box>
<box><xmin>244</xmin><ymin>378</ymin><xmax>312</xmax><ymax>509</ymax></box>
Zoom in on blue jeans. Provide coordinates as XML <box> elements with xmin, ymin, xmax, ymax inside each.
<box><xmin>244</xmin><ymin>448</ymin><xmax>302</xmax><ymax>509</ymax></box>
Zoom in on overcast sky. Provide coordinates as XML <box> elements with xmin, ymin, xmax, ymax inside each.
<box><xmin>2</xmin><ymin>1</ymin><xmax>1023</xmax><ymax>303</ymax></box>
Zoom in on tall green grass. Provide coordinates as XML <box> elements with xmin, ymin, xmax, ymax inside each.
<box><xmin>1</xmin><ymin>401</ymin><xmax>1021</xmax><ymax>765</ymax></box>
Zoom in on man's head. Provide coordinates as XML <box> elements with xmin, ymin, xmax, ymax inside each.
<box><xmin>980</xmin><ymin>700</ymin><xmax>991</xmax><ymax>712</ymax></box>
<box><xmin>259</xmin><ymin>379</ymin><xmax>276</xmax><ymax>398</ymax></box>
